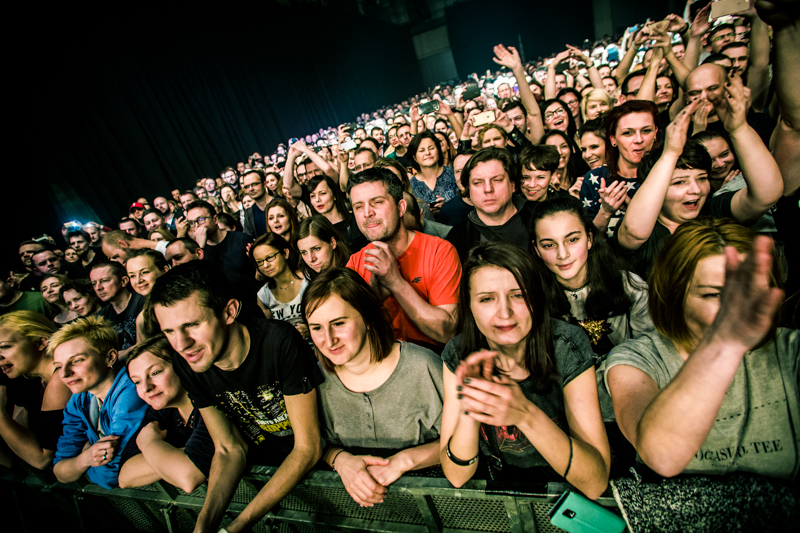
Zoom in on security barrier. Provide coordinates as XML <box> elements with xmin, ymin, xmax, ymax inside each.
<box><xmin>1</xmin><ymin>463</ymin><xmax>622</xmax><ymax>532</ymax></box>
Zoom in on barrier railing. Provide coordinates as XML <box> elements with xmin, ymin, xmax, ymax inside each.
<box><xmin>1</xmin><ymin>463</ymin><xmax>622</xmax><ymax>532</ymax></box>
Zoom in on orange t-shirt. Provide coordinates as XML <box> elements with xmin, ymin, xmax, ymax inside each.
<box><xmin>346</xmin><ymin>231</ymin><xmax>461</xmax><ymax>347</ymax></box>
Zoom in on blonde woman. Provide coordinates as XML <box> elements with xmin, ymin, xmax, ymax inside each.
<box><xmin>581</xmin><ymin>89</ymin><xmax>613</xmax><ymax>121</ymax></box>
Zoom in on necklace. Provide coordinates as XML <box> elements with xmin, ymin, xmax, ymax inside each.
<box><xmin>277</xmin><ymin>280</ymin><xmax>296</xmax><ymax>290</ymax></box>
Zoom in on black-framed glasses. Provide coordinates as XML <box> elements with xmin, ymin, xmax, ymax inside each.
<box><xmin>255</xmin><ymin>252</ymin><xmax>281</xmax><ymax>266</ymax></box>
<box><xmin>544</xmin><ymin>108</ymin><xmax>566</xmax><ymax>120</ymax></box>
<box><xmin>188</xmin><ymin>217</ymin><xmax>211</xmax><ymax>228</ymax></box>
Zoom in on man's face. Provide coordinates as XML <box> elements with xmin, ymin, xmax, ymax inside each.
<box><xmin>90</xmin><ymin>266</ymin><xmax>127</xmax><ymax>303</ymax></box>
<box><xmin>101</xmin><ymin>241</ymin><xmax>130</xmax><ymax>264</ymax></box>
<box><xmin>603</xmin><ymin>77</ymin><xmax>618</xmax><ymax>95</ymax></box>
<box><xmin>554</xmin><ymin>74</ymin><xmax>567</xmax><ymax>91</ymax></box>
<box><xmin>672</xmin><ymin>43</ymin><xmax>686</xmax><ymax>62</ymax></box>
<box><xmin>686</xmin><ymin>65</ymin><xmax>727</xmax><ymax>119</ymax></box>
<box><xmin>171</xmin><ymin>189</ymin><xmax>181</xmax><ymax>201</ymax></box>
<box><xmin>242</xmin><ymin>174</ymin><xmax>266</xmax><ymax>201</ymax></box>
<box><xmin>372</xmin><ymin>129</ymin><xmax>385</xmax><ymax>144</ymax></box>
<box><xmin>130</xmin><ymin>207</ymin><xmax>144</xmax><ymax>221</ymax></box>
<box><xmin>70</xmin><ymin>236</ymin><xmax>90</xmax><ymax>257</ymax></box>
<box><xmin>165</xmin><ymin>242</ymin><xmax>200</xmax><ymax>266</ymax></box>
<box><xmin>203</xmin><ymin>178</ymin><xmax>216</xmax><ymax>192</ymax></box>
<box><xmin>709</xmin><ymin>27</ymin><xmax>735</xmax><ymax>53</ymax></box>
<box><xmin>154</xmin><ymin>197</ymin><xmax>169</xmax><ymax>214</ymax></box>
<box><xmin>723</xmin><ymin>45</ymin><xmax>749</xmax><ymax>75</ymax></box>
<box><xmin>497</xmin><ymin>83</ymin><xmax>512</xmax><ymax>99</ymax></box>
<box><xmin>237</xmin><ymin>162</ymin><xmax>246</xmax><ymax>173</ymax></box>
<box><xmin>397</xmin><ymin>126</ymin><xmax>412</xmax><ymax>147</ymax></box>
<box><xmin>84</xmin><ymin>225</ymin><xmax>100</xmax><ymax>243</ymax></box>
<box><xmin>144</xmin><ymin>212</ymin><xmax>163</xmax><ymax>231</ymax></box>
<box><xmin>187</xmin><ymin>207</ymin><xmax>218</xmax><ymax>239</ymax></box>
<box><xmin>222</xmin><ymin>170</ymin><xmax>237</xmax><ymax>185</ymax></box>
<box><xmin>598</xmin><ymin>65</ymin><xmax>611</xmax><ymax>79</ymax></box>
<box><xmin>353</xmin><ymin>152</ymin><xmax>376</xmax><ymax>173</ymax></box>
<box><xmin>180</xmin><ymin>194</ymin><xmax>195</xmax><ymax>210</ymax></box>
<box><xmin>155</xmin><ymin>291</ymin><xmax>234</xmax><ymax>373</ymax></box>
<box><xmin>32</xmin><ymin>251</ymin><xmax>61</xmax><ymax>275</ymax></box>
<box><xmin>735</xmin><ymin>25</ymin><xmax>749</xmax><ymax>43</ymax></box>
<box><xmin>350</xmin><ymin>181</ymin><xmax>404</xmax><ymax>242</ymax></box>
<box><xmin>621</xmin><ymin>75</ymin><xmax>645</xmax><ymax>102</ymax></box>
<box><xmin>119</xmin><ymin>220</ymin><xmax>139</xmax><ymax>237</ymax></box>
<box><xmin>530</xmin><ymin>83</ymin><xmax>543</xmax><ymax>101</ymax></box>
<box><xmin>505</xmin><ymin>106</ymin><xmax>528</xmax><ymax>132</ymax></box>
<box><xmin>19</xmin><ymin>243</ymin><xmax>45</xmax><ymax>268</ymax></box>
<box><xmin>468</xmin><ymin>160</ymin><xmax>514</xmax><ymax>218</ymax></box>
<box><xmin>195</xmin><ymin>188</ymin><xmax>208</xmax><ymax>199</ymax></box>
<box><xmin>453</xmin><ymin>154</ymin><xmax>471</xmax><ymax>195</ymax></box>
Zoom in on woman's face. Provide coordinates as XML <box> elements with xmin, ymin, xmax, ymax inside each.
<box><xmin>700</xmin><ymin>137</ymin><xmax>735</xmax><ymax>182</ymax></box>
<box><xmin>221</xmin><ymin>187</ymin><xmax>234</xmax><ymax>202</ymax></box>
<box><xmin>481</xmin><ymin>127</ymin><xmax>507</xmax><ymax>148</ymax></box>
<box><xmin>150</xmin><ymin>232</ymin><xmax>165</xmax><ymax>242</ymax></box>
<box><xmin>655</xmin><ymin>77</ymin><xmax>674</xmax><ymax>106</ymax></box>
<box><xmin>534</xmin><ymin>212</ymin><xmax>592</xmax><ymax>289</ymax></box>
<box><xmin>520</xmin><ymin>167</ymin><xmax>552</xmax><ymax>202</ymax></box>
<box><xmin>580</xmin><ymin>132</ymin><xmax>607</xmax><ymax>169</ymax></box>
<box><xmin>0</xmin><ymin>327</ymin><xmax>44</xmax><ymax>379</ymax></box>
<box><xmin>253</xmin><ymin>244</ymin><xmax>288</xmax><ymax>279</ymax></box>
<box><xmin>41</xmin><ymin>276</ymin><xmax>64</xmax><ymax>305</ymax></box>
<box><xmin>415</xmin><ymin>138</ymin><xmax>440</xmax><ymax>167</ymax></box>
<box><xmin>53</xmin><ymin>338</ymin><xmax>113</xmax><ymax>395</ymax></box>
<box><xmin>435</xmin><ymin>122</ymin><xmax>448</xmax><ymax>134</ymax></box>
<box><xmin>307</xmin><ymin>294</ymin><xmax>368</xmax><ymax>367</ymax></box>
<box><xmin>64</xmin><ymin>249</ymin><xmax>79</xmax><ymax>263</ymax></box>
<box><xmin>128</xmin><ymin>352</ymin><xmax>184</xmax><ymax>411</ymax></box>
<box><xmin>265</xmin><ymin>174</ymin><xmax>279</xmax><ymax>192</ymax></box>
<box><xmin>662</xmin><ymin>168</ymin><xmax>710</xmax><ymax>224</ymax></box>
<box><xmin>242</xmin><ymin>195</ymin><xmax>255</xmax><ymax>209</ymax></box>
<box><xmin>586</xmin><ymin>99</ymin><xmax>610</xmax><ymax>120</ymax></box>
<box><xmin>612</xmin><ymin>112</ymin><xmax>657</xmax><ymax>167</ymax></box>
<box><xmin>63</xmin><ymin>289</ymin><xmax>98</xmax><ymax>317</ymax></box>
<box><xmin>544</xmin><ymin>102</ymin><xmax>568</xmax><ymax>132</ymax></box>
<box><xmin>435</xmin><ymin>132</ymin><xmax>449</xmax><ymax>156</ymax></box>
<box><xmin>127</xmin><ymin>255</ymin><xmax>166</xmax><ymax>296</ymax></box>
<box><xmin>297</xmin><ymin>235</ymin><xmax>336</xmax><ymax>273</ymax></box>
<box><xmin>546</xmin><ymin>136</ymin><xmax>571</xmax><ymax>170</ymax></box>
<box><xmin>683</xmin><ymin>254</ymin><xmax>727</xmax><ymax>347</ymax></box>
<box><xmin>469</xmin><ymin>266</ymin><xmax>532</xmax><ymax>352</ymax></box>
<box><xmin>310</xmin><ymin>182</ymin><xmax>336</xmax><ymax>215</ymax></box>
<box><xmin>268</xmin><ymin>206</ymin><xmax>290</xmax><ymax>236</ymax></box>
<box><xmin>448</xmin><ymin>131</ymin><xmax>459</xmax><ymax>149</ymax></box>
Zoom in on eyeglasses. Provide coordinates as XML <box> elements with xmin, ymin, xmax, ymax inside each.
<box><xmin>243</xmin><ymin>182</ymin><xmax>263</xmax><ymax>190</ymax></box>
<box><xmin>544</xmin><ymin>108</ymin><xmax>566</xmax><ymax>120</ymax></box>
<box><xmin>188</xmin><ymin>217</ymin><xmax>211</xmax><ymax>228</ymax></box>
<box><xmin>353</xmin><ymin>162</ymin><xmax>374</xmax><ymax>172</ymax></box>
<box><xmin>255</xmin><ymin>252</ymin><xmax>281</xmax><ymax>266</ymax></box>
<box><xmin>710</xmin><ymin>32</ymin><xmax>734</xmax><ymax>43</ymax></box>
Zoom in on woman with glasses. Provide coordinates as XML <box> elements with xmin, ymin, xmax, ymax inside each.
<box><xmin>541</xmin><ymin>99</ymin><xmax>578</xmax><ymax>140</ymax></box>
<box><xmin>251</xmin><ymin>233</ymin><xmax>309</xmax><ymax>339</ymax></box>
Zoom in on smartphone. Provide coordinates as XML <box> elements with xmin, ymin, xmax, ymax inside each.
<box><xmin>33</xmin><ymin>234</ymin><xmax>50</xmax><ymax>242</ymax></box>
<box><xmin>549</xmin><ymin>491</ymin><xmax>626</xmax><ymax>533</ymax></box>
<box><xmin>340</xmin><ymin>138</ymin><xmax>358</xmax><ymax>151</ymax></box>
<box><xmin>462</xmin><ymin>84</ymin><xmax>481</xmax><ymax>100</ymax></box>
<box><xmin>472</xmin><ymin>110</ymin><xmax>496</xmax><ymax>127</ymax></box>
<box><xmin>711</xmin><ymin>0</ymin><xmax>750</xmax><ymax>19</ymax></box>
<box><xmin>419</xmin><ymin>100</ymin><xmax>440</xmax><ymax>114</ymax></box>
<box><xmin>555</xmin><ymin>62</ymin><xmax>570</xmax><ymax>74</ymax></box>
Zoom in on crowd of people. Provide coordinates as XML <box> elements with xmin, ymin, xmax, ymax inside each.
<box><xmin>1</xmin><ymin>1</ymin><xmax>799</xmax><ymax>531</ymax></box>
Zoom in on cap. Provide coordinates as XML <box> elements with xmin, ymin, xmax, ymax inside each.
<box><xmin>130</xmin><ymin>202</ymin><xmax>145</xmax><ymax>210</ymax></box>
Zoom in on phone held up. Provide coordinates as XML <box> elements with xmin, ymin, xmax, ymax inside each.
<box><xmin>472</xmin><ymin>110</ymin><xmax>496</xmax><ymax>127</ymax></box>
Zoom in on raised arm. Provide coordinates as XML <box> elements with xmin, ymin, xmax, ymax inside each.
<box><xmin>758</xmin><ymin>0</ymin><xmax>800</xmax><ymax>195</ymax></box>
<box><xmin>744</xmin><ymin>9</ymin><xmax>771</xmax><ymax>112</ymax></box>
<box><xmin>615</xmin><ymin>32</ymin><xmax>644</xmax><ymax>87</ymax></box>
<box><xmin>608</xmin><ymin>236</ymin><xmax>783</xmax><ymax>477</ymax></box>
<box><xmin>714</xmin><ymin>74</ymin><xmax>784</xmax><ymax>222</ymax></box>
<box><xmin>568</xmin><ymin>45</ymin><xmax>603</xmax><ymax>89</ymax></box>
<box><xmin>282</xmin><ymin>146</ymin><xmax>303</xmax><ymax>198</ymax></box>
<box><xmin>294</xmin><ymin>140</ymin><xmax>339</xmax><ymax>181</ymax></box>
<box><xmin>617</xmin><ymin>100</ymin><xmax>699</xmax><ymax>251</ymax></box>
<box><xmin>433</xmin><ymin>96</ymin><xmax>463</xmax><ymax>139</ymax></box>
<box><xmin>224</xmin><ymin>390</ymin><xmax>322</xmax><ymax>533</ymax></box>
<box><xmin>410</xmin><ymin>104</ymin><xmax>421</xmax><ymax>135</ymax></box>
<box><xmin>493</xmin><ymin>44</ymin><xmax>545</xmax><ymax>143</ymax></box>
<box><xmin>546</xmin><ymin>50</ymin><xmax>570</xmax><ymax>100</ymax></box>
<box><xmin>636</xmin><ymin>45</ymin><xmax>665</xmax><ymax>103</ymax></box>
<box><xmin>683</xmin><ymin>4</ymin><xmax>711</xmax><ymax>71</ymax></box>
<box><xmin>653</xmin><ymin>27</ymin><xmax>692</xmax><ymax>87</ymax></box>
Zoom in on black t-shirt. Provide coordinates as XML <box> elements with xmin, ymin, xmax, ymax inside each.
<box><xmin>252</xmin><ymin>203</ymin><xmax>267</xmax><ymax>237</ymax></box>
<box><xmin>0</xmin><ymin>374</ymin><xmax>64</xmax><ymax>451</ymax></box>
<box><xmin>134</xmin><ymin>407</ymin><xmax>214</xmax><ymax>477</ymax></box>
<box><xmin>613</xmin><ymin>192</ymin><xmax>735</xmax><ymax>280</ymax></box>
<box><xmin>97</xmin><ymin>292</ymin><xmax>145</xmax><ymax>350</ymax></box>
<box><xmin>202</xmin><ymin>231</ymin><xmax>254</xmax><ymax>280</ymax></box>
<box><xmin>438</xmin><ymin>196</ymin><xmax>472</xmax><ymax>227</ymax></box>
<box><xmin>774</xmin><ymin>189</ymin><xmax>799</xmax><ymax>302</ymax></box>
<box><xmin>172</xmin><ymin>318</ymin><xmax>324</xmax><ymax>462</ymax></box>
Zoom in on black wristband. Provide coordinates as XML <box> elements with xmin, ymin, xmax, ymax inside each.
<box><xmin>446</xmin><ymin>436</ymin><xmax>478</xmax><ymax>466</ymax></box>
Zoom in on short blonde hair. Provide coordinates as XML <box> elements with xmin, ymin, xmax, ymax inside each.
<box><xmin>47</xmin><ymin>315</ymin><xmax>119</xmax><ymax>359</ymax></box>
<box><xmin>0</xmin><ymin>311</ymin><xmax>57</xmax><ymax>345</ymax></box>
<box><xmin>580</xmin><ymin>89</ymin><xmax>613</xmax><ymax>121</ymax></box>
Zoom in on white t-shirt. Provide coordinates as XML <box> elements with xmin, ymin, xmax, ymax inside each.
<box><xmin>257</xmin><ymin>277</ymin><xmax>308</xmax><ymax>326</ymax></box>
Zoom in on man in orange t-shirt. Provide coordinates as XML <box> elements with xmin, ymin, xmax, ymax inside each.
<box><xmin>346</xmin><ymin>168</ymin><xmax>460</xmax><ymax>350</ymax></box>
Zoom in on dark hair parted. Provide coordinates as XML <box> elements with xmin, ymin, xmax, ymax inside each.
<box><xmin>147</xmin><ymin>261</ymin><xmax>234</xmax><ymax>318</ymax></box>
<box><xmin>302</xmin><ymin>268</ymin><xmax>394</xmax><ymax>372</ymax></box>
<box><xmin>66</xmin><ymin>229</ymin><xmax>91</xmax><ymax>244</ymax></box>
<box><xmin>307</xmin><ymin>175</ymin><xmax>351</xmax><ymax>219</ymax></box>
<box><xmin>457</xmin><ymin>242</ymin><xmax>557</xmax><ymax>390</ymax></box>
<box><xmin>265</xmin><ymin>198</ymin><xmax>300</xmax><ymax>237</ymax></box>
<box><xmin>529</xmin><ymin>196</ymin><xmax>638</xmax><ymax>320</ymax></box>
<box><xmin>125</xmin><ymin>334</ymin><xmax>175</xmax><ymax>371</ymax></box>
<box><xmin>637</xmin><ymin>139</ymin><xmax>712</xmax><ymax>184</ymax></box>
<box><xmin>346</xmin><ymin>166</ymin><xmax>405</xmax><ymax>203</ymax></box>
<box><xmin>293</xmin><ymin>215</ymin><xmax>351</xmax><ymax>281</ymax></box>
<box><xmin>250</xmin><ymin>233</ymin><xmax>302</xmax><ymax>289</ymax></box>
<box><xmin>185</xmin><ymin>200</ymin><xmax>216</xmax><ymax>217</ymax></box>
<box><xmin>604</xmin><ymin>100</ymin><xmax>660</xmax><ymax>177</ymax></box>
<box><xmin>542</xmin><ymin>129</ymin><xmax>590</xmax><ymax>189</ymax></box>
<box><xmin>90</xmin><ymin>261</ymin><xmax>128</xmax><ymax>280</ymax></box>
<box><xmin>459</xmin><ymin>146</ymin><xmax>518</xmax><ymax>193</ymax></box>
<box><xmin>125</xmin><ymin>248</ymin><xmax>170</xmax><ymax>272</ymax></box>
<box><xmin>60</xmin><ymin>278</ymin><xmax>97</xmax><ymax>301</ymax></box>
<box><xmin>407</xmin><ymin>130</ymin><xmax>444</xmax><ymax>170</ymax></box>
<box><xmin>374</xmin><ymin>157</ymin><xmax>412</xmax><ymax>194</ymax></box>
<box><xmin>579</xmin><ymin>117</ymin><xmax>606</xmax><ymax>140</ymax></box>
<box><xmin>540</xmin><ymin>98</ymin><xmax>578</xmax><ymax>139</ymax></box>
<box><xmin>519</xmin><ymin>145</ymin><xmax>560</xmax><ymax>173</ymax></box>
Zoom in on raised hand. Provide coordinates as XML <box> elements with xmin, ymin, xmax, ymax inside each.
<box><xmin>691</xmin><ymin>3</ymin><xmax>712</xmax><ymax>38</ymax></box>
<box><xmin>692</xmin><ymin>99</ymin><xmax>713</xmax><ymax>133</ymax></box>
<box><xmin>550</xmin><ymin>50</ymin><xmax>571</xmax><ymax>69</ymax></box>
<box><xmin>598</xmin><ymin>178</ymin><xmax>628</xmax><ymax>214</ymax></box>
<box><xmin>566</xmin><ymin>44</ymin><xmax>591</xmax><ymax>66</ymax></box>
<box><xmin>410</xmin><ymin>103</ymin><xmax>421</xmax><ymax>123</ymax></box>
<box><xmin>664</xmin><ymin>98</ymin><xmax>701</xmax><ymax>156</ymax></box>
<box><xmin>433</xmin><ymin>95</ymin><xmax>453</xmax><ymax>116</ymax></box>
<box><xmin>493</xmin><ymin>109</ymin><xmax>514</xmax><ymax>132</ymax></box>
<box><xmin>568</xmin><ymin>176</ymin><xmax>584</xmax><ymax>199</ymax></box>
<box><xmin>492</xmin><ymin>44</ymin><xmax>522</xmax><ymax>71</ymax></box>
<box><xmin>714</xmin><ymin>73</ymin><xmax>749</xmax><ymax>134</ymax></box>
<box><xmin>664</xmin><ymin>13</ymin><xmax>687</xmax><ymax>33</ymax></box>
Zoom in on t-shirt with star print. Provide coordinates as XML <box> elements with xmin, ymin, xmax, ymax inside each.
<box><xmin>579</xmin><ymin>166</ymin><xmax>639</xmax><ymax>238</ymax></box>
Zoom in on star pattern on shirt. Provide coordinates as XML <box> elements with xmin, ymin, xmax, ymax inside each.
<box><xmin>625</xmin><ymin>181</ymin><xmax>636</xmax><ymax>191</ymax></box>
<box><xmin>582</xmin><ymin>198</ymin><xmax>594</xmax><ymax>209</ymax></box>
<box><xmin>589</xmin><ymin>174</ymin><xmax>600</xmax><ymax>185</ymax></box>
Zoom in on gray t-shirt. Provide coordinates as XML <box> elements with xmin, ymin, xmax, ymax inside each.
<box><xmin>604</xmin><ymin>328</ymin><xmax>800</xmax><ymax>480</ymax></box>
<box><xmin>318</xmin><ymin>341</ymin><xmax>444</xmax><ymax>452</ymax></box>
<box><xmin>441</xmin><ymin>319</ymin><xmax>595</xmax><ymax>469</ymax></box>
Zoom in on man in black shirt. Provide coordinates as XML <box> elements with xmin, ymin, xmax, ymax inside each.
<box><xmin>90</xmin><ymin>262</ymin><xmax>144</xmax><ymax>351</ymax></box>
<box><xmin>67</xmin><ymin>230</ymin><xmax>104</xmax><ymax>275</ymax></box>
<box><xmin>240</xmin><ymin>169</ymin><xmax>274</xmax><ymax>238</ymax></box>
<box><xmin>185</xmin><ymin>200</ymin><xmax>253</xmax><ymax>279</ymax></box>
<box><xmin>149</xmin><ymin>261</ymin><xmax>323</xmax><ymax>533</ymax></box>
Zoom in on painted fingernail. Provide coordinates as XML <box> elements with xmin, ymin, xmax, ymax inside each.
<box><xmin>464</xmin><ymin>410</ymin><xmax>469</xmax><ymax>415</ymax></box>
<box><xmin>457</xmin><ymin>394</ymin><xmax>463</xmax><ymax>400</ymax></box>
<box><xmin>464</xmin><ymin>378</ymin><xmax>471</xmax><ymax>384</ymax></box>
<box><xmin>456</xmin><ymin>385</ymin><xmax>462</xmax><ymax>391</ymax></box>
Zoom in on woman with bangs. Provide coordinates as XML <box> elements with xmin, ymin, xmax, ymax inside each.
<box><xmin>615</xmin><ymin>82</ymin><xmax>783</xmax><ymax>279</ymax></box>
<box><xmin>40</xmin><ymin>274</ymin><xmax>78</xmax><ymax>325</ymax></box>
<box><xmin>579</xmin><ymin>100</ymin><xmax>660</xmax><ymax>235</ymax></box>
<box><xmin>439</xmin><ymin>242</ymin><xmax>610</xmax><ymax>499</ymax></box>
<box><xmin>265</xmin><ymin>198</ymin><xmax>299</xmax><ymax>240</ymax></box>
<box><xmin>305</xmin><ymin>268</ymin><xmax>443</xmax><ymax>507</ymax></box>
<box><xmin>0</xmin><ymin>311</ymin><xmax>71</xmax><ymax>469</ymax></box>
<box><xmin>294</xmin><ymin>215</ymin><xmax>351</xmax><ymax>282</ymax></box>
<box><xmin>605</xmin><ymin>219</ymin><xmax>798</xmax><ymax>528</ymax></box>
<box><xmin>543</xmin><ymin>130</ymin><xmax>590</xmax><ymax>193</ymax></box>
<box><xmin>541</xmin><ymin>98</ymin><xmax>578</xmax><ymax>140</ymax></box>
<box><xmin>581</xmin><ymin>89</ymin><xmax>613</xmax><ymax>122</ymax></box>
<box><xmin>408</xmin><ymin>131</ymin><xmax>457</xmax><ymax>217</ymax></box>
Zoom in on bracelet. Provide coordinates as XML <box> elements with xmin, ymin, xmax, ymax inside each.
<box><xmin>563</xmin><ymin>437</ymin><xmax>574</xmax><ymax>479</ymax></box>
<box><xmin>446</xmin><ymin>437</ymin><xmax>478</xmax><ymax>466</ymax></box>
<box><xmin>679</xmin><ymin>23</ymin><xmax>690</xmax><ymax>35</ymax></box>
<box><xmin>330</xmin><ymin>450</ymin><xmax>345</xmax><ymax>472</ymax></box>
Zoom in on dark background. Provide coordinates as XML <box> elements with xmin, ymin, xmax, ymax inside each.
<box><xmin>10</xmin><ymin>0</ymin><xmax>674</xmax><ymax>265</ymax></box>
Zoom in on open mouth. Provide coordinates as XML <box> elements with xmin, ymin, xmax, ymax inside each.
<box><xmin>558</xmin><ymin>262</ymin><xmax>574</xmax><ymax>271</ymax></box>
<box><xmin>183</xmin><ymin>348</ymin><xmax>204</xmax><ymax>363</ymax></box>
<box><xmin>683</xmin><ymin>200</ymin><xmax>700</xmax><ymax>210</ymax></box>
<box><xmin>494</xmin><ymin>325</ymin><xmax>516</xmax><ymax>332</ymax></box>
<box><xmin>0</xmin><ymin>364</ymin><xmax>12</xmax><ymax>374</ymax></box>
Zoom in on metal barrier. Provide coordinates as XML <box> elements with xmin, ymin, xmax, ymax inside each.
<box><xmin>1</xmin><ymin>463</ymin><xmax>622</xmax><ymax>532</ymax></box>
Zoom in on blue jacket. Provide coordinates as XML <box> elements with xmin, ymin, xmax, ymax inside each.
<box><xmin>54</xmin><ymin>370</ymin><xmax>148</xmax><ymax>489</ymax></box>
